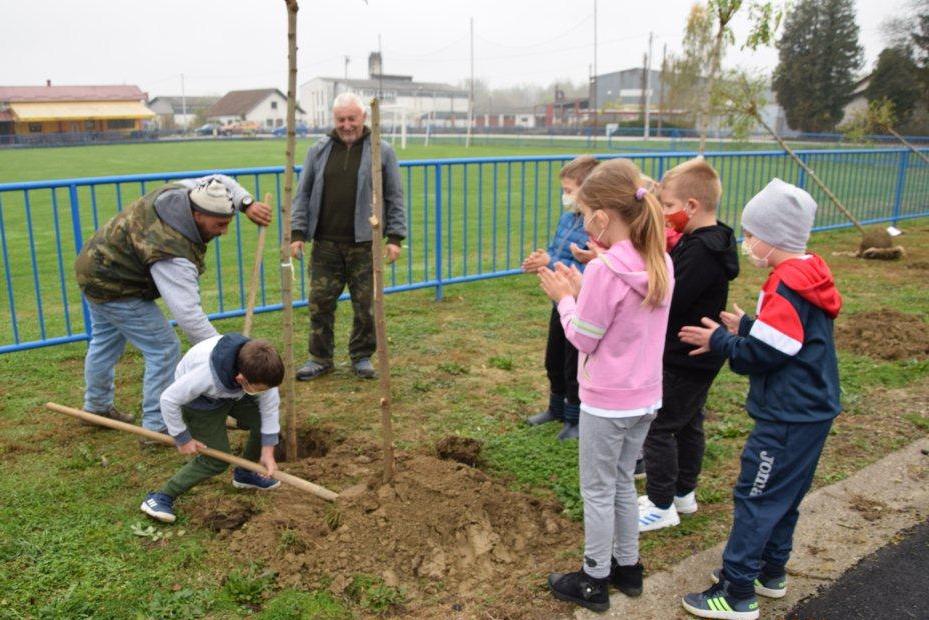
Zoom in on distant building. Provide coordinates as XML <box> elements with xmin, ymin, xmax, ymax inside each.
<box><xmin>0</xmin><ymin>82</ymin><xmax>154</xmax><ymax>141</ymax></box>
<box><xmin>589</xmin><ymin>67</ymin><xmax>789</xmax><ymax>134</ymax></box>
<box><xmin>473</xmin><ymin>107</ymin><xmax>538</xmax><ymax>129</ymax></box>
<box><xmin>839</xmin><ymin>75</ymin><xmax>871</xmax><ymax>128</ymax></box>
<box><xmin>300</xmin><ymin>53</ymin><xmax>469</xmax><ymax>129</ymax></box>
<box><xmin>205</xmin><ymin>89</ymin><xmax>305</xmax><ymax>130</ymax></box>
<box><xmin>148</xmin><ymin>96</ymin><xmax>219</xmax><ymax>130</ymax></box>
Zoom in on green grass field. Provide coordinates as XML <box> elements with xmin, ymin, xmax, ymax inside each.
<box><xmin>0</xmin><ymin>138</ymin><xmax>926</xmax><ymax>352</ymax></box>
<box><xmin>1</xmin><ymin>220</ymin><xmax>928</xmax><ymax>618</ymax></box>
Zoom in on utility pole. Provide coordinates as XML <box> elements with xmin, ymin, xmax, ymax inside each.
<box><xmin>466</xmin><ymin>17</ymin><xmax>474</xmax><ymax>148</ymax></box>
<box><xmin>592</xmin><ymin>0</ymin><xmax>598</xmax><ymax>142</ymax></box>
<box><xmin>377</xmin><ymin>34</ymin><xmax>383</xmax><ymax>99</ymax></box>
<box><xmin>658</xmin><ymin>43</ymin><xmax>667</xmax><ymax>137</ymax></box>
<box><xmin>644</xmin><ymin>31</ymin><xmax>653</xmax><ymax>139</ymax></box>
<box><xmin>180</xmin><ymin>73</ymin><xmax>187</xmax><ymax>132</ymax></box>
<box><xmin>344</xmin><ymin>55</ymin><xmax>350</xmax><ymax>80</ymax></box>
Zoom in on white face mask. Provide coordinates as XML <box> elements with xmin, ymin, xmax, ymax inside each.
<box><xmin>741</xmin><ymin>238</ymin><xmax>774</xmax><ymax>269</ymax></box>
<box><xmin>561</xmin><ymin>192</ymin><xmax>576</xmax><ymax>211</ymax></box>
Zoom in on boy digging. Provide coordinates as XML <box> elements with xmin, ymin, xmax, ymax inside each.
<box><xmin>141</xmin><ymin>334</ymin><xmax>284</xmax><ymax>523</ymax></box>
<box><xmin>639</xmin><ymin>159</ymin><xmax>739</xmax><ymax>531</ymax></box>
<box><xmin>678</xmin><ymin>179</ymin><xmax>842</xmax><ymax>619</ymax></box>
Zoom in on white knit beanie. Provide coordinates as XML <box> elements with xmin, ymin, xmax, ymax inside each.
<box><xmin>741</xmin><ymin>178</ymin><xmax>817</xmax><ymax>253</ymax></box>
<box><xmin>189</xmin><ymin>179</ymin><xmax>234</xmax><ymax>216</ymax></box>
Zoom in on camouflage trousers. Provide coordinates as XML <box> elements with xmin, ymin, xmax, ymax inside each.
<box><xmin>307</xmin><ymin>239</ymin><xmax>375</xmax><ymax>364</ymax></box>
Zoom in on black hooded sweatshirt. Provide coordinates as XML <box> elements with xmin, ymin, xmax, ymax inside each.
<box><xmin>664</xmin><ymin>221</ymin><xmax>740</xmax><ymax>379</ymax></box>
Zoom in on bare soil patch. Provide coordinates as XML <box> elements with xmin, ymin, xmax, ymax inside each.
<box><xmin>211</xmin><ymin>441</ymin><xmax>582</xmax><ymax>619</ymax></box>
<box><xmin>835</xmin><ymin>309</ymin><xmax>929</xmax><ymax>361</ymax></box>
<box><xmin>435</xmin><ymin>435</ymin><xmax>483</xmax><ymax>466</ymax></box>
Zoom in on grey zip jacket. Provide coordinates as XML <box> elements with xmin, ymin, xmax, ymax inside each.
<box><xmin>291</xmin><ymin>133</ymin><xmax>406</xmax><ymax>242</ymax></box>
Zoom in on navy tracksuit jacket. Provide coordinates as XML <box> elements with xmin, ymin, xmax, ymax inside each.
<box><xmin>708</xmin><ymin>253</ymin><xmax>843</xmax><ymax>588</ymax></box>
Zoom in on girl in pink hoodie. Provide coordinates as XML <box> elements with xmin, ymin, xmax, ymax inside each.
<box><xmin>539</xmin><ymin>158</ymin><xmax>674</xmax><ymax>612</ymax></box>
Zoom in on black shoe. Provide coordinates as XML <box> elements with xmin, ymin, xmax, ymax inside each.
<box><xmin>296</xmin><ymin>359</ymin><xmax>333</xmax><ymax>381</ymax></box>
<box><xmin>83</xmin><ymin>404</ymin><xmax>135</xmax><ymax>425</ymax></box>
<box><xmin>526</xmin><ymin>409</ymin><xmax>560</xmax><ymax>425</ymax></box>
<box><xmin>610</xmin><ymin>558</ymin><xmax>643</xmax><ymax>597</ymax></box>
<box><xmin>351</xmin><ymin>358</ymin><xmax>376</xmax><ymax>379</ymax></box>
<box><xmin>556</xmin><ymin>421</ymin><xmax>579</xmax><ymax>441</ymax></box>
<box><xmin>634</xmin><ymin>458</ymin><xmax>646</xmax><ymax>480</ymax></box>
<box><xmin>547</xmin><ymin>569</ymin><xmax>609</xmax><ymax>612</ymax></box>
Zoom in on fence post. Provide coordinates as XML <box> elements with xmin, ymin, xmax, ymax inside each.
<box><xmin>892</xmin><ymin>150</ymin><xmax>909</xmax><ymax>225</ymax></box>
<box><xmin>68</xmin><ymin>183</ymin><xmax>92</xmax><ymax>339</ymax></box>
<box><xmin>434</xmin><ymin>163</ymin><xmax>443</xmax><ymax>301</ymax></box>
<box><xmin>796</xmin><ymin>151</ymin><xmax>807</xmax><ymax>189</ymax></box>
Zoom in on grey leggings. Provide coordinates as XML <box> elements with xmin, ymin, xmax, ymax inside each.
<box><xmin>579</xmin><ymin>409</ymin><xmax>656</xmax><ymax>578</ymax></box>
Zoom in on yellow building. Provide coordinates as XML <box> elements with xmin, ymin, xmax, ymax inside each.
<box><xmin>0</xmin><ymin>83</ymin><xmax>154</xmax><ymax>143</ymax></box>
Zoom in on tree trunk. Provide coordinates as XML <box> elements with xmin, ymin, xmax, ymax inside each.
<box><xmin>281</xmin><ymin>0</ymin><xmax>300</xmax><ymax>459</ymax></box>
<box><xmin>368</xmin><ymin>99</ymin><xmax>396</xmax><ymax>483</ymax></box>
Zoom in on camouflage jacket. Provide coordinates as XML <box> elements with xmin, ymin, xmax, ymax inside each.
<box><xmin>75</xmin><ymin>184</ymin><xmax>207</xmax><ymax>303</ymax></box>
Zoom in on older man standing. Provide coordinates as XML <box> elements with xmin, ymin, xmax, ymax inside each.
<box><xmin>75</xmin><ymin>175</ymin><xmax>271</xmax><ymax>434</ymax></box>
<box><xmin>290</xmin><ymin>92</ymin><xmax>406</xmax><ymax>380</ymax></box>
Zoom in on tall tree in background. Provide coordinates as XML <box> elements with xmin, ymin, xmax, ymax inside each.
<box><xmin>666</xmin><ymin>3</ymin><xmax>715</xmax><ymax>130</ymax></box>
<box><xmin>773</xmin><ymin>0</ymin><xmax>862</xmax><ymax>132</ymax></box>
<box><xmin>866</xmin><ymin>47</ymin><xmax>921</xmax><ymax>123</ymax></box>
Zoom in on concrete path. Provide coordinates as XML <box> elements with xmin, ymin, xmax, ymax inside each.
<box><xmin>569</xmin><ymin>437</ymin><xmax>929</xmax><ymax>620</ymax></box>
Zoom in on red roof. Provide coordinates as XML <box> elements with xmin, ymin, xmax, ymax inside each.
<box><xmin>0</xmin><ymin>85</ymin><xmax>147</xmax><ymax>103</ymax></box>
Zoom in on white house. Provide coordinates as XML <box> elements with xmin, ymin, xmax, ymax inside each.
<box><xmin>205</xmin><ymin>89</ymin><xmax>304</xmax><ymax>129</ymax></box>
<box><xmin>148</xmin><ymin>96</ymin><xmax>218</xmax><ymax>130</ymax></box>
<box><xmin>300</xmin><ymin>53</ymin><xmax>469</xmax><ymax>129</ymax></box>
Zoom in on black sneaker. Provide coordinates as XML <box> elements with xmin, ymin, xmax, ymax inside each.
<box><xmin>634</xmin><ymin>458</ymin><xmax>646</xmax><ymax>479</ymax></box>
<box><xmin>296</xmin><ymin>359</ymin><xmax>333</xmax><ymax>381</ymax></box>
<box><xmin>610</xmin><ymin>558</ymin><xmax>643</xmax><ymax>597</ymax></box>
<box><xmin>548</xmin><ymin>569</ymin><xmax>609</xmax><ymax>612</ymax></box>
<box><xmin>83</xmin><ymin>405</ymin><xmax>134</xmax><ymax>425</ymax></box>
<box><xmin>711</xmin><ymin>568</ymin><xmax>787</xmax><ymax>599</ymax></box>
<box><xmin>526</xmin><ymin>409</ymin><xmax>560</xmax><ymax>426</ymax></box>
<box><xmin>682</xmin><ymin>580</ymin><xmax>759</xmax><ymax>619</ymax></box>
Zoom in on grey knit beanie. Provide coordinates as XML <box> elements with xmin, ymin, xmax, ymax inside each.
<box><xmin>741</xmin><ymin>178</ymin><xmax>817</xmax><ymax>253</ymax></box>
<box><xmin>189</xmin><ymin>179</ymin><xmax>234</xmax><ymax>216</ymax></box>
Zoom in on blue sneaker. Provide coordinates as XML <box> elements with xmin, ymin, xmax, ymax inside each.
<box><xmin>232</xmin><ymin>467</ymin><xmax>281</xmax><ymax>491</ymax></box>
<box><xmin>711</xmin><ymin>568</ymin><xmax>787</xmax><ymax>599</ymax></box>
<box><xmin>682</xmin><ymin>580</ymin><xmax>759</xmax><ymax>619</ymax></box>
<box><xmin>140</xmin><ymin>492</ymin><xmax>176</xmax><ymax>523</ymax></box>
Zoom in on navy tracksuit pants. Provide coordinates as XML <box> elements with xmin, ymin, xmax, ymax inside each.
<box><xmin>722</xmin><ymin>417</ymin><xmax>834</xmax><ymax>588</ymax></box>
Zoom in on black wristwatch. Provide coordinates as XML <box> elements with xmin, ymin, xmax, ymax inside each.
<box><xmin>241</xmin><ymin>196</ymin><xmax>254</xmax><ymax>209</ymax></box>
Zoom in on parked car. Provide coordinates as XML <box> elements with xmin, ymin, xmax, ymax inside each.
<box><xmin>194</xmin><ymin>123</ymin><xmax>219</xmax><ymax>136</ymax></box>
<box><xmin>220</xmin><ymin>121</ymin><xmax>260</xmax><ymax>136</ymax></box>
<box><xmin>272</xmin><ymin>123</ymin><xmax>309</xmax><ymax>137</ymax></box>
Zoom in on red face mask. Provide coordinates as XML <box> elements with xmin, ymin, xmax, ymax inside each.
<box><xmin>664</xmin><ymin>209</ymin><xmax>690</xmax><ymax>233</ymax></box>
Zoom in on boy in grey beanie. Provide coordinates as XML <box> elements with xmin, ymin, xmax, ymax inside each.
<box><xmin>676</xmin><ymin>178</ymin><xmax>843</xmax><ymax>619</ymax></box>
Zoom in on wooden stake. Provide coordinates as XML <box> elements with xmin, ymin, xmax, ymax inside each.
<box><xmin>46</xmin><ymin>402</ymin><xmax>338</xmax><ymax>501</ymax></box>
<box><xmin>369</xmin><ymin>98</ymin><xmax>396</xmax><ymax>483</ymax></box>
<box><xmin>753</xmin><ymin>111</ymin><xmax>866</xmax><ymax>234</ymax></box>
<box><xmin>242</xmin><ymin>192</ymin><xmax>272</xmax><ymax>338</ymax></box>
<box><xmin>281</xmin><ymin>0</ymin><xmax>300</xmax><ymax>460</ymax></box>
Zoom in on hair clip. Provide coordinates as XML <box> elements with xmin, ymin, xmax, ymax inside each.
<box><xmin>635</xmin><ymin>187</ymin><xmax>648</xmax><ymax>201</ymax></box>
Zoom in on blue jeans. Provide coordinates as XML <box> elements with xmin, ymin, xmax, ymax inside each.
<box><xmin>83</xmin><ymin>298</ymin><xmax>180</xmax><ymax>432</ymax></box>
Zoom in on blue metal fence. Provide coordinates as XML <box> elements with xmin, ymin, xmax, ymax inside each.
<box><xmin>1</xmin><ymin>147</ymin><xmax>927</xmax><ymax>354</ymax></box>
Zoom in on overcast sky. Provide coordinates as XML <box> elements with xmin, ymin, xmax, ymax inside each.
<box><xmin>1</xmin><ymin>0</ymin><xmax>896</xmax><ymax>98</ymax></box>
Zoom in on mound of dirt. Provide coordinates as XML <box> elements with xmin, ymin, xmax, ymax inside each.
<box><xmin>435</xmin><ymin>435</ymin><xmax>482</xmax><ymax>466</ymax></box>
<box><xmin>836</xmin><ymin>310</ymin><xmax>929</xmax><ymax>361</ymax></box>
<box><xmin>220</xmin><ymin>441</ymin><xmax>582</xmax><ymax>618</ymax></box>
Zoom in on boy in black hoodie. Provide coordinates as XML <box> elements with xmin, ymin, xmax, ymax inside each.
<box><xmin>638</xmin><ymin>159</ymin><xmax>740</xmax><ymax>532</ymax></box>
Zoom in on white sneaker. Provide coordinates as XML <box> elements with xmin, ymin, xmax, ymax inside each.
<box><xmin>674</xmin><ymin>491</ymin><xmax>699</xmax><ymax>515</ymax></box>
<box><xmin>638</xmin><ymin>497</ymin><xmax>680</xmax><ymax>532</ymax></box>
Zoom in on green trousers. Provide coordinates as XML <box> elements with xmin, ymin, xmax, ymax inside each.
<box><xmin>160</xmin><ymin>397</ymin><xmax>262</xmax><ymax>498</ymax></box>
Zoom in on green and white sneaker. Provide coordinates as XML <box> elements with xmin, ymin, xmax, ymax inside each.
<box><xmin>682</xmin><ymin>581</ymin><xmax>759</xmax><ymax>620</ymax></box>
<box><xmin>712</xmin><ymin>568</ymin><xmax>787</xmax><ymax>599</ymax></box>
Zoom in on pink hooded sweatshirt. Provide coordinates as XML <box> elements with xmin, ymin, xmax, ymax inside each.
<box><xmin>556</xmin><ymin>239</ymin><xmax>674</xmax><ymax>411</ymax></box>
